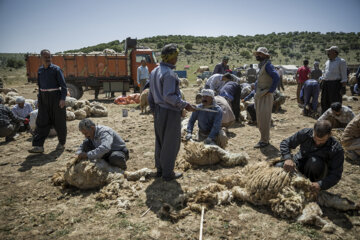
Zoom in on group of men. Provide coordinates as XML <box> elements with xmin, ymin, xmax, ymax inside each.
<box><xmin>0</xmin><ymin>44</ymin><xmax>359</xmax><ymax>192</ymax></box>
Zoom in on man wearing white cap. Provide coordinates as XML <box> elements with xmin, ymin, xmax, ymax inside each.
<box><xmin>11</xmin><ymin>97</ymin><xmax>33</xmax><ymax>132</ymax></box>
<box><xmin>320</xmin><ymin>46</ymin><xmax>347</xmax><ymax>114</ymax></box>
<box><xmin>253</xmin><ymin>47</ymin><xmax>280</xmax><ymax>148</ymax></box>
<box><xmin>186</xmin><ymin>89</ymin><xmax>227</xmax><ymax>148</ymax></box>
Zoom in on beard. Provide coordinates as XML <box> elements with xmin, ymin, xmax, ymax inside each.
<box><xmin>256</xmin><ymin>56</ymin><xmax>263</xmax><ymax>61</ymax></box>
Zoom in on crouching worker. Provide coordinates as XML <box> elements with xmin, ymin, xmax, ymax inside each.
<box><xmin>76</xmin><ymin>118</ymin><xmax>129</xmax><ymax>170</ymax></box>
<box><xmin>186</xmin><ymin>89</ymin><xmax>227</xmax><ymax>148</ymax></box>
<box><xmin>276</xmin><ymin>120</ymin><xmax>344</xmax><ymax>192</ymax></box>
<box><xmin>0</xmin><ymin>96</ymin><xmax>24</xmax><ymax>142</ymax></box>
<box><xmin>12</xmin><ymin>97</ymin><xmax>33</xmax><ymax>132</ymax></box>
<box><xmin>342</xmin><ymin>113</ymin><xmax>360</xmax><ymax>161</ymax></box>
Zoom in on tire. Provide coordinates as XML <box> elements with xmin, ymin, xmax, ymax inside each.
<box><xmin>67</xmin><ymin>83</ymin><xmax>83</xmax><ymax>99</ymax></box>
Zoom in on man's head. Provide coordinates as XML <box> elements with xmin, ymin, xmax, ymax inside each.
<box><xmin>222</xmin><ymin>56</ymin><xmax>229</xmax><ymax>65</ymax></box>
<box><xmin>201</xmin><ymin>89</ymin><xmax>215</xmax><ymax>106</ymax></box>
<box><xmin>314</xmin><ymin>61</ymin><xmax>319</xmax><ymax>69</ymax></box>
<box><xmin>303</xmin><ymin>60</ymin><xmax>309</xmax><ymax>66</ymax></box>
<box><xmin>250</xmin><ymin>64</ymin><xmax>253</xmax><ymax>69</ymax></box>
<box><xmin>222</xmin><ymin>73</ymin><xmax>232</xmax><ymax>82</ymax></box>
<box><xmin>40</xmin><ymin>49</ymin><xmax>51</xmax><ymax>68</ymax></box>
<box><xmin>79</xmin><ymin>118</ymin><xmax>96</xmax><ymax>140</ymax></box>
<box><xmin>16</xmin><ymin>97</ymin><xmax>25</xmax><ymax>108</ymax></box>
<box><xmin>313</xmin><ymin>120</ymin><xmax>332</xmax><ymax>147</ymax></box>
<box><xmin>141</xmin><ymin>59</ymin><xmax>146</xmax><ymax>67</ymax></box>
<box><xmin>326</xmin><ymin>46</ymin><xmax>339</xmax><ymax>60</ymax></box>
<box><xmin>195</xmin><ymin>93</ymin><xmax>202</xmax><ymax>104</ymax></box>
<box><xmin>161</xmin><ymin>44</ymin><xmax>179</xmax><ymax>65</ymax></box>
<box><xmin>254</xmin><ymin>47</ymin><xmax>270</xmax><ymax>62</ymax></box>
<box><xmin>330</xmin><ymin>102</ymin><xmax>342</xmax><ymax>116</ymax></box>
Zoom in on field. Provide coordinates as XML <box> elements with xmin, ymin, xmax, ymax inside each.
<box><xmin>0</xmin><ymin>67</ymin><xmax>359</xmax><ymax>240</ymax></box>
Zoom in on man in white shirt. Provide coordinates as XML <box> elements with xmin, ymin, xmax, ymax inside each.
<box><xmin>320</xmin><ymin>46</ymin><xmax>347</xmax><ymax>113</ymax></box>
<box><xmin>204</xmin><ymin>73</ymin><xmax>232</xmax><ymax>95</ymax></box>
<box><xmin>137</xmin><ymin>60</ymin><xmax>149</xmax><ymax>93</ymax></box>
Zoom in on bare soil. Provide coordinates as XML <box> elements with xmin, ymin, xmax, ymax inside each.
<box><xmin>0</xmin><ymin>83</ymin><xmax>359</xmax><ymax>240</ymax></box>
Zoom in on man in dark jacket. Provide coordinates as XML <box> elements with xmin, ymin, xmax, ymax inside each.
<box><xmin>219</xmin><ymin>81</ymin><xmax>241</xmax><ymax>121</ymax></box>
<box><xmin>277</xmin><ymin>120</ymin><xmax>344</xmax><ymax>192</ymax></box>
<box><xmin>213</xmin><ymin>56</ymin><xmax>230</xmax><ymax>75</ymax></box>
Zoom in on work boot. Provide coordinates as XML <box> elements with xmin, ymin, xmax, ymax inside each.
<box><xmin>56</xmin><ymin>143</ymin><xmax>65</xmax><ymax>150</ymax></box>
<box><xmin>28</xmin><ymin>146</ymin><xmax>44</xmax><ymax>153</ymax></box>
<box><xmin>254</xmin><ymin>141</ymin><xmax>269</xmax><ymax>148</ymax></box>
<box><xmin>163</xmin><ymin>172</ymin><xmax>183</xmax><ymax>181</ymax></box>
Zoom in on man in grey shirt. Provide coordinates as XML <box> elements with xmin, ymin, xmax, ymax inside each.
<box><xmin>76</xmin><ymin>118</ymin><xmax>128</xmax><ymax>170</ymax></box>
<box><xmin>148</xmin><ymin>44</ymin><xmax>195</xmax><ymax>181</ymax></box>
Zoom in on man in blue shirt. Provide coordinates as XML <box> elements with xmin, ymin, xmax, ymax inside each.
<box><xmin>148</xmin><ymin>44</ymin><xmax>195</xmax><ymax>181</ymax></box>
<box><xmin>186</xmin><ymin>89</ymin><xmax>226</xmax><ymax>148</ymax></box>
<box><xmin>300</xmin><ymin>79</ymin><xmax>320</xmax><ymax>116</ymax></box>
<box><xmin>29</xmin><ymin>49</ymin><xmax>68</xmax><ymax>153</ymax></box>
<box><xmin>219</xmin><ymin>81</ymin><xmax>241</xmax><ymax>122</ymax></box>
<box><xmin>253</xmin><ymin>47</ymin><xmax>280</xmax><ymax>148</ymax></box>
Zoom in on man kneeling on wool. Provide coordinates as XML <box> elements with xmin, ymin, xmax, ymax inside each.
<box><xmin>276</xmin><ymin>120</ymin><xmax>344</xmax><ymax>192</ymax></box>
<box><xmin>76</xmin><ymin>118</ymin><xmax>129</xmax><ymax>170</ymax></box>
<box><xmin>186</xmin><ymin>89</ymin><xmax>227</xmax><ymax>148</ymax></box>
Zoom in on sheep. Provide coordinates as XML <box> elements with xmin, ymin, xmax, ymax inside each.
<box><xmin>193</xmin><ymin>66</ymin><xmax>209</xmax><ymax>74</ymax></box>
<box><xmin>180</xmin><ymin>140</ymin><xmax>248</xmax><ymax>167</ymax></box>
<box><xmin>196</xmin><ymin>78</ymin><xmax>203</xmax><ymax>86</ymax></box>
<box><xmin>179</xmin><ymin>78</ymin><xmax>189</xmax><ymax>88</ymax></box>
<box><xmin>74</xmin><ymin>109</ymin><xmax>87</xmax><ymax>120</ymax></box>
<box><xmin>140</xmin><ymin>88</ymin><xmax>149</xmax><ymax>113</ymax></box>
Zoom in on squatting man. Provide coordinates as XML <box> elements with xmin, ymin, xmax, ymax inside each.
<box><xmin>76</xmin><ymin>118</ymin><xmax>129</xmax><ymax>170</ymax></box>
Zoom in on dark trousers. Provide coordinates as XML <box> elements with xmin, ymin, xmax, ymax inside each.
<box><xmin>32</xmin><ymin>91</ymin><xmax>67</xmax><ymax>147</ymax></box>
<box><xmin>303</xmin><ymin>83</ymin><xmax>320</xmax><ymax>112</ymax></box>
<box><xmin>231</xmin><ymin>85</ymin><xmax>242</xmax><ymax>121</ymax></box>
<box><xmin>321</xmin><ymin>80</ymin><xmax>342</xmax><ymax>114</ymax></box>
<box><xmin>246</xmin><ymin>103</ymin><xmax>256</xmax><ymax>122</ymax></box>
<box><xmin>81</xmin><ymin>139</ymin><xmax>129</xmax><ymax>168</ymax></box>
<box><xmin>154</xmin><ymin>105</ymin><xmax>181</xmax><ymax>178</ymax></box>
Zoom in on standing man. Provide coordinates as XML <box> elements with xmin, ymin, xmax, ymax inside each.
<box><xmin>213</xmin><ymin>56</ymin><xmax>230</xmax><ymax>75</ymax></box>
<box><xmin>28</xmin><ymin>49</ymin><xmax>67</xmax><ymax>153</ymax></box>
<box><xmin>276</xmin><ymin>66</ymin><xmax>284</xmax><ymax>91</ymax></box>
<box><xmin>148</xmin><ymin>44</ymin><xmax>195</xmax><ymax>181</ymax></box>
<box><xmin>253</xmin><ymin>47</ymin><xmax>280</xmax><ymax>148</ymax></box>
<box><xmin>137</xmin><ymin>59</ymin><xmax>149</xmax><ymax>93</ymax></box>
<box><xmin>300</xmin><ymin>79</ymin><xmax>320</xmax><ymax>116</ymax></box>
<box><xmin>310</xmin><ymin>61</ymin><xmax>322</xmax><ymax>81</ymax></box>
<box><xmin>246</xmin><ymin>64</ymin><xmax>257</xmax><ymax>83</ymax></box>
<box><xmin>295</xmin><ymin>60</ymin><xmax>311</xmax><ymax>104</ymax></box>
<box><xmin>320</xmin><ymin>46</ymin><xmax>347</xmax><ymax>114</ymax></box>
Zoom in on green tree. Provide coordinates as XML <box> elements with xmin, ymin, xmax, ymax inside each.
<box><xmin>185</xmin><ymin>43</ymin><xmax>193</xmax><ymax>50</ymax></box>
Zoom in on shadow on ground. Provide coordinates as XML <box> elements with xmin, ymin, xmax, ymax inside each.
<box><xmin>18</xmin><ymin>149</ymin><xmax>64</xmax><ymax>172</ymax></box>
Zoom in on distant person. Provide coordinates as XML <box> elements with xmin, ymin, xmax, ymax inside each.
<box><xmin>272</xmin><ymin>90</ymin><xmax>286</xmax><ymax>113</ymax></box>
<box><xmin>295</xmin><ymin>60</ymin><xmax>311</xmax><ymax>104</ymax></box>
<box><xmin>186</xmin><ymin>89</ymin><xmax>226</xmax><ymax>148</ymax></box>
<box><xmin>310</xmin><ymin>61</ymin><xmax>322</xmax><ymax>81</ymax></box>
<box><xmin>11</xmin><ymin>97</ymin><xmax>32</xmax><ymax>132</ymax></box>
<box><xmin>148</xmin><ymin>44</ymin><xmax>195</xmax><ymax>181</ymax></box>
<box><xmin>219</xmin><ymin>81</ymin><xmax>241</xmax><ymax>122</ymax></box>
<box><xmin>342</xmin><ymin>113</ymin><xmax>360</xmax><ymax>161</ymax></box>
<box><xmin>276</xmin><ymin>66</ymin><xmax>284</xmax><ymax>91</ymax></box>
<box><xmin>300</xmin><ymin>79</ymin><xmax>320</xmax><ymax>116</ymax></box>
<box><xmin>246</xmin><ymin>64</ymin><xmax>257</xmax><ymax>83</ymax></box>
<box><xmin>320</xmin><ymin>46</ymin><xmax>347</xmax><ymax>114</ymax></box>
<box><xmin>318</xmin><ymin>102</ymin><xmax>355</xmax><ymax>128</ymax></box>
<box><xmin>0</xmin><ymin>96</ymin><xmax>24</xmax><ymax>142</ymax></box>
<box><xmin>137</xmin><ymin>59</ymin><xmax>149</xmax><ymax>93</ymax></box>
<box><xmin>213</xmin><ymin>56</ymin><xmax>230</xmax><ymax>75</ymax></box>
<box><xmin>277</xmin><ymin>120</ymin><xmax>344</xmax><ymax>191</ymax></box>
<box><xmin>76</xmin><ymin>119</ymin><xmax>128</xmax><ymax>169</ymax></box>
<box><xmin>204</xmin><ymin>73</ymin><xmax>232</xmax><ymax>95</ymax></box>
<box><xmin>253</xmin><ymin>47</ymin><xmax>279</xmax><ymax>148</ymax></box>
<box><xmin>29</xmin><ymin>49</ymin><xmax>67</xmax><ymax>153</ymax></box>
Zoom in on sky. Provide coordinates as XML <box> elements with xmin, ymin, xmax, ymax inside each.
<box><xmin>0</xmin><ymin>0</ymin><xmax>359</xmax><ymax>53</ymax></box>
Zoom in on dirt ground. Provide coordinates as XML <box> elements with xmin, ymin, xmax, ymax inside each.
<box><xmin>0</xmin><ymin>82</ymin><xmax>359</xmax><ymax>240</ymax></box>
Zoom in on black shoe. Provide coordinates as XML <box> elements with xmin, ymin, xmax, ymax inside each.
<box><xmin>163</xmin><ymin>172</ymin><xmax>183</xmax><ymax>181</ymax></box>
<box><xmin>156</xmin><ymin>171</ymin><xmax>162</xmax><ymax>177</ymax></box>
<box><xmin>254</xmin><ymin>142</ymin><xmax>269</xmax><ymax>148</ymax></box>
<box><xmin>117</xmin><ymin>158</ymin><xmax>127</xmax><ymax>170</ymax></box>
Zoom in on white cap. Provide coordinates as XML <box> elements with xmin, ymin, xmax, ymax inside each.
<box><xmin>254</xmin><ymin>47</ymin><xmax>270</xmax><ymax>56</ymax></box>
<box><xmin>201</xmin><ymin>89</ymin><xmax>215</xmax><ymax>98</ymax></box>
<box><xmin>16</xmin><ymin>96</ymin><xmax>25</xmax><ymax>104</ymax></box>
<box><xmin>326</xmin><ymin>46</ymin><xmax>339</xmax><ymax>53</ymax></box>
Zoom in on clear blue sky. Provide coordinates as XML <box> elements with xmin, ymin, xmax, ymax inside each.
<box><xmin>0</xmin><ymin>0</ymin><xmax>359</xmax><ymax>53</ymax></box>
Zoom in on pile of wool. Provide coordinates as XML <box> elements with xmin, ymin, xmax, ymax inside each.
<box><xmin>0</xmin><ymin>87</ymin><xmax>18</xmax><ymax>94</ymax></box>
<box><xmin>124</xmin><ymin>168</ymin><xmax>157</xmax><ymax>181</ymax></box>
<box><xmin>4</xmin><ymin>91</ymin><xmax>21</xmax><ymax>105</ymax></box>
<box><xmin>65</xmin><ymin>98</ymin><xmax>108</xmax><ymax>120</ymax></box>
<box><xmin>180</xmin><ymin>141</ymin><xmax>248</xmax><ymax>167</ymax></box>
<box><xmin>179</xmin><ymin>78</ymin><xmax>189</xmax><ymax>88</ymax></box>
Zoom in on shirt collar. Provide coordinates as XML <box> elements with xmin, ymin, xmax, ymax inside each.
<box><xmin>160</xmin><ymin>62</ymin><xmax>175</xmax><ymax>69</ymax></box>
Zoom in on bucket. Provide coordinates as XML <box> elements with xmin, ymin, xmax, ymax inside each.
<box><xmin>122</xmin><ymin>109</ymin><xmax>128</xmax><ymax>117</ymax></box>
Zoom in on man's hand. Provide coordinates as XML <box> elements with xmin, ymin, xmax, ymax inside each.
<box><xmin>77</xmin><ymin>152</ymin><xmax>88</xmax><ymax>160</ymax></box>
<box><xmin>59</xmin><ymin>100</ymin><xmax>65</xmax><ymax>108</ymax></box>
<box><xmin>185</xmin><ymin>133</ymin><xmax>192</xmax><ymax>141</ymax></box>
<box><xmin>283</xmin><ymin>159</ymin><xmax>296</xmax><ymax>172</ymax></box>
<box><xmin>311</xmin><ymin>182</ymin><xmax>321</xmax><ymax>194</ymax></box>
<box><xmin>185</xmin><ymin>104</ymin><xmax>196</xmax><ymax>112</ymax></box>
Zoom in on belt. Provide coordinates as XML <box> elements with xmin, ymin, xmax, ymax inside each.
<box><xmin>40</xmin><ymin>88</ymin><xmax>60</xmax><ymax>92</ymax></box>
